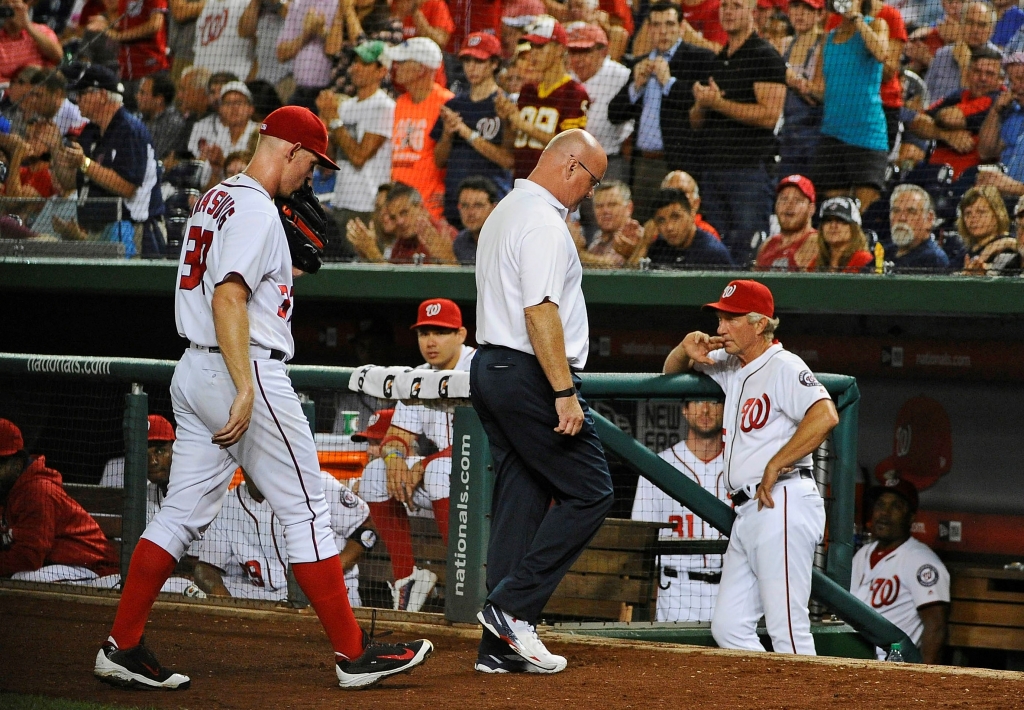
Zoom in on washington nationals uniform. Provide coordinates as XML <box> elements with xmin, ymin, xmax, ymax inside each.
<box><xmin>631</xmin><ymin>443</ymin><xmax>727</xmax><ymax>622</ymax></box>
<box><xmin>360</xmin><ymin>344</ymin><xmax>477</xmax><ymax>510</ymax></box>
<box><xmin>851</xmin><ymin>537</ymin><xmax>950</xmax><ymax>659</ymax></box>
<box><xmin>696</xmin><ymin>343</ymin><xmax>830</xmax><ymax>654</ymax></box>
<box><xmin>200</xmin><ymin>473</ymin><xmax>372</xmax><ymax>607</ymax></box>
<box><xmin>147</xmin><ymin>171</ymin><xmax>336</xmax><ymax>575</ymax></box>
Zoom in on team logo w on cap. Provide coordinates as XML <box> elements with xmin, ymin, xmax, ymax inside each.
<box><xmin>523</xmin><ymin>15</ymin><xmax>568</xmax><ymax>45</ymax></box>
<box><xmin>460</xmin><ymin>32</ymin><xmax>502</xmax><ymax>60</ymax></box>
<box><xmin>412</xmin><ymin>298</ymin><xmax>463</xmax><ymax>330</ymax></box>
<box><xmin>259</xmin><ymin>106</ymin><xmax>340</xmax><ymax>170</ymax></box>
<box><xmin>704</xmin><ymin>280</ymin><xmax>775</xmax><ymax>318</ymax></box>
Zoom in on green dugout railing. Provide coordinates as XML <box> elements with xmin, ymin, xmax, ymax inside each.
<box><xmin>0</xmin><ymin>353</ymin><xmax>919</xmax><ymax>661</ymax></box>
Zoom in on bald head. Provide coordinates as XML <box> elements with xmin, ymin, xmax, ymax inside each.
<box><xmin>661</xmin><ymin>170</ymin><xmax>701</xmax><ymax>211</ymax></box>
<box><xmin>527</xmin><ymin>129</ymin><xmax>607</xmax><ymax>212</ymax></box>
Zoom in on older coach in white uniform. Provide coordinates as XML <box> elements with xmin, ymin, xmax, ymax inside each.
<box><xmin>472</xmin><ymin>129</ymin><xmax>614</xmax><ymax>675</ymax></box>
<box><xmin>663</xmin><ymin>280</ymin><xmax>839</xmax><ymax>655</ymax></box>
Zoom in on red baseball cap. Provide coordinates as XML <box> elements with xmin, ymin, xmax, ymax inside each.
<box><xmin>566</xmin><ymin>22</ymin><xmax>609</xmax><ymax>49</ymax></box>
<box><xmin>411</xmin><ymin>298</ymin><xmax>463</xmax><ymax>330</ymax></box>
<box><xmin>148</xmin><ymin>415</ymin><xmax>176</xmax><ymax>442</ymax></box>
<box><xmin>351</xmin><ymin>409</ymin><xmax>395</xmax><ymax>442</ymax></box>
<box><xmin>260</xmin><ymin>106</ymin><xmax>340</xmax><ymax>171</ymax></box>
<box><xmin>523</xmin><ymin>15</ymin><xmax>567</xmax><ymax>46</ymax></box>
<box><xmin>460</xmin><ymin>32</ymin><xmax>502</xmax><ymax>60</ymax></box>
<box><xmin>0</xmin><ymin>418</ymin><xmax>24</xmax><ymax>456</ymax></box>
<box><xmin>791</xmin><ymin>0</ymin><xmax>824</xmax><ymax>8</ymax></box>
<box><xmin>704</xmin><ymin>280</ymin><xmax>775</xmax><ymax>318</ymax></box>
<box><xmin>777</xmin><ymin>174</ymin><xmax>815</xmax><ymax>203</ymax></box>
<box><xmin>874</xmin><ymin>396</ymin><xmax>952</xmax><ymax>491</ymax></box>
<box><xmin>866</xmin><ymin>477</ymin><xmax>920</xmax><ymax>514</ymax></box>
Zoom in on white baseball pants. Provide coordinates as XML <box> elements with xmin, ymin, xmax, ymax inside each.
<box><xmin>358</xmin><ymin>455</ymin><xmax>451</xmax><ymax>508</ymax></box>
<box><xmin>711</xmin><ymin>477</ymin><xmax>825</xmax><ymax>655</ymax></box>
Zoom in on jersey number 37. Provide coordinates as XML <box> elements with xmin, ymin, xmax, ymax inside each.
<box><xmin>179</xmin><ymin>226</ymin><xmax>214</xmax><ymax>290</ymax></box>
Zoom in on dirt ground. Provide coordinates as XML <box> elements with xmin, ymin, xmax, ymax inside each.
<box><xmin>2</xmin><ymin>590</ymin><xmax>1022</xmax><ymax>710</ymax></box>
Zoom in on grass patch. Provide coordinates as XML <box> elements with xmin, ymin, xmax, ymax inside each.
<box><xmin>0</xmin><ymin>693</ymin><xmax>155</xmax><ymax>710</ymax></box>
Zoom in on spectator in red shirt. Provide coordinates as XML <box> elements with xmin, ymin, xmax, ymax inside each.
<box><xmin>0</xmin><ymin>419</ymin><xmax>119</xmax><ymax>583</ymax></box>
<box><xmin>448</xmin><ymin>0</ymin><xmax>503</xmax><ymax>53</ymax></box>
<box><xmin>635</xmin><ymin>0</ymin><xmax>727</xmax><ymax>55</ymax></box>
<box><xmin>394</xmin><ymin>0</ymin><xmax>454</xmax><ymax>50</ymax></box>
<box><xmin>0</xmin><ymin>0</ymin><xmax>61</xmax><ymax>83</ymax></box>
<box><xmin>906</xmin><ymin>45</ymin><xmax>1003</xmax><ymax>178</ymax></box>
<box><xmin>756</xmin><ymin>174</ymin><xmax>819</xmax><ymax>271</ymax></box>
<box><xmin>94</xmin><ymin>0</ymin><xmax>170</xmax><ymax>83</ymax></box>
<box><xmin>817</xmin><ymin>196</ymin><xmax>873</xmax><ymax>272</ymax></box>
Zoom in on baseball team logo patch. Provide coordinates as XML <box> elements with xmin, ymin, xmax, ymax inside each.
<box><xmin>722</xmin><ymin>284</ymin><xmax>737</xmax><ymax>298</ymax></box>
<box><xmin>917</xmin><ymin>564</ymin><xmax>940</xmax><ymax>587</ymax></box>
<box><xmin>341</xmin><ymin>489</ymin><xmax>360</xmax><ymax>508</ymax></box>
<box><xmin>425</xmin><ymin>302</ymin><xmax>442</xmax><ymax>317</ymax></box>
<box><xmin>798</xmin><ymin>370</ymin><xmax>821</xmax><ymax>387</ymax></box>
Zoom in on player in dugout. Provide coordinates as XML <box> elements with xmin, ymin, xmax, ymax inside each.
<box><xmin>0</xmin><ymin>419</ymin><xmax>119</xmax><ymax>584</ymax></box>
<box><xmin>359</xmin><ymin>298</ymin><xmax>476</xmax><ymax>612</ymax></box>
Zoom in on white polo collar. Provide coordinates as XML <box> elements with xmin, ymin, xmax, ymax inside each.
<box><xmin>514</xmin><ymin>178</ymin><xmax>569</xmax><ymax>220</ymax></box>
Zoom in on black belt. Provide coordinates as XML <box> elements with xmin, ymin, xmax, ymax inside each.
<box><xmin>664</xmin><ymin>567</ymin><xmax>722</xmax><ymax>584</ymax></box>
<box><xmin>731</xmin><ymin>469</ymin><xmax>813</xmax><ymax>507</ymax></box>
<box><xmin>192</xmin><ymin>343</ymin><xmax>286</xmax><ymax>361</ymax></box>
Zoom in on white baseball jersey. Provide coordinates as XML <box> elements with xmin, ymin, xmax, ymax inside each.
<box><xmin>391</xmin><ymin>345</ymin><xmax>477</xmax><ymax>452</ymax></box>
<box><xmin>632</xmin><ymin>443</ymin><xmax>727</xmax><ymax>573</ymax></box>
<box><xmin>192</xmin><ymin>0</ymin><xmax>254</xmax><ymax>80</ymax></box>
<box><xmin>851</xmin><ymin>537</ymin><xmax>951</xmax><ymax>659</ymax></box>
<box><xmin>199</xmin><ymin>473</ymin><xmax>370</xmax><ymax>601</ymax></box>
<box><xmin>632</xmin><ymin>443</ymin><xmax>728</xmax><ymax>622</ymax></box>
<box><xmin>174</xmin><ymin>173</ymin><xmax>295</xmax><ymax>360</ymax></box>
<box><xmin>695</xmin><ymin>343</ymin><xmax>830</xmax><ymax>492</ymax></box>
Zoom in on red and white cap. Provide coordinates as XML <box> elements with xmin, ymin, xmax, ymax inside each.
<box><xmin>777</xmin><ymin>174</ymin><xmax>815</xmax><ymax>203</ymax></box>
<box><xmin>874</xmin><ymin>396</ymin><xmax>952</xmax><ymax>491</ymax></box>
<box><xmin>260</xmin><ymin>106</ymin><xmax>340</xmax><ymax>170</ymax></box>
<box><xmin>566</xmin><ymin>22</ymin><xmax>609</xmax><ymax>49</ymax></box>
<box><xmin>0</xmin><ymin>418</ymin><xmax>24</xmax><ymax>457</ymax></box>
<box><xmin>460</xmin><ymin>32</ymin><xmax>502</xmax><ymax>60</ymax></box>
<box><xmin>148</xmin><ymin>415</ymin><xmax>176</xmax><ymax>442</ymax></box>
<box><xmin>703</xmin><ymin>280</ymin><xmax>775</xmax><ymax>318</ymax></box>
<box><xmin>502</xmin><ymin>0</ymin><xmax>545</xmax><ymax>27</ymax></box>
<box><xmin>523</xmin><ymin>15</ymin><xmax>567</xmax><ymax>46</ymax></box>
<box><xmin>411</xmin><ymin>298</ymin><xmax>463</xmax><ymax>330</ymax></box>
<box><xmin>351</xmin><ymin>409</ymin><xmax>395</xmax><ymax>443</ymax></box>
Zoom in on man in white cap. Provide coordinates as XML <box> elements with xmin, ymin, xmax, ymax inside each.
<box><xmin>389</xmin><ymin>37</ymin><xmax>454</xmax><ymax>220</ymax></box>
<box><xmin>187</xmin><ymin>81</ymin><xmax>259</xmax><ymax>184</ymax></box>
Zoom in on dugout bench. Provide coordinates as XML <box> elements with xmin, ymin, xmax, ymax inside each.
<box><xmin>948</xmin><ymin>565</ymin><xmax>1024</xmax><ymax>656</ymax></box>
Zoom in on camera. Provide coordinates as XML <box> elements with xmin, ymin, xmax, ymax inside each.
<box><xmin>0</xmin><ymin>6</ymin><xmax>15</xmax><ymax>19</ymax></box>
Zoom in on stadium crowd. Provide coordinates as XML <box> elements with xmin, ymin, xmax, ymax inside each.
<box><xmin>1</xmin><ymin>0</ymin><xmax>1024</xmax><ymax>272</ymax></box>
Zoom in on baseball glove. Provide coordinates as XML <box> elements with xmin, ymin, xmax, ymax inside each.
<box><xmin>276</xmin><ymin>181</ymin><xmax>329</xmax><ymax>274</ymax></box>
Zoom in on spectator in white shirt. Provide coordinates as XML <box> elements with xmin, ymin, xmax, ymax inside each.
<box><xmin>316</xmin><ymin>39</ymin><xmax>395</xmax><ymax>256</ymax></box>
<box><xmin>192</xmin><ymin>0</ymin><xmax>255</xmax><ymax>81</ymax></box>
<box><xmin>187</xmin><ymin>81</ymin><xmax>258</xmax><ymax>186</ymax></box>
<box><xmin>566</xmin><ymin>21</ymin><xmax>632</xmax><ymax>182</ymax></box>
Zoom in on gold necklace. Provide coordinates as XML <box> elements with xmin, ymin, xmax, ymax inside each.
<box><xmin>243</xmin><ymin>171</ymin><xmax>271</xmax><ymax>195</ymax></box>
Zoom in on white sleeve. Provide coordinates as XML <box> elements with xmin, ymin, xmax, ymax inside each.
<box><xmin>518</xmin><ymin>225</ymin><xmax>569</xmax><ymax>308</ymax></box>
<box><xmin>391</xmin><ymin>401</ymin><xmax>427</xmax><ymax>436</ymax></box>
<box><xmin>322</xmin><ymin>475</ymin><xmax>370</xmax><ymax>540</ymax></box>
<box><xmin>905</xmin><ymin>547</ymin><xmax>951</xmax><ymax>608</ymax></box>
<box><xmin>214</xmin><ymin>211</ymin><xmax>276</xmax><ymax>294</ymax></box>
<box><xmin>774</xmin><ymin>356</ymin><xmax>830</xmax><ymax>423</ymax></box>
<box><xmin>692</xmin><ymin>348</ymin><xmax>732</xmax><ymax>390</ymax></box>
<box><xmin>187</xmin><ymin>119</ymin><xmax>207</xmax><ymax>158</ymax></box>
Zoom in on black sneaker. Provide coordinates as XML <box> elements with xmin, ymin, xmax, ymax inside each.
<box><xmin>94</xmin><ymin>639</ymin><xmax>191</xmax><ymax>690</ymax></box>
<box><xmin>336</xmin><ymin>638</ymin><xmax>433</xmax><ymax>689</ymax></box>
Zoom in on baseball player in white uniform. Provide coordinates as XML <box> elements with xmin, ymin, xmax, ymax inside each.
<box><xmin>361</xmin><ymin>298</ymin><xmax>476</xmax><ymax>612</ymax></box>
<box><xmin>851</xmin><ymin>478</ymin><xmax>950</xmax><ymax>663</ymax></box>
<box><xmin>193</xmin><ymin>470</ymin><xmax>375</xmax><ymax>608</ymax></box>
<box><xmin>663</xmin><ymin>280</ymin><xmax>839</xmax><ymax>655</ymax></box>
<box><xmin>93</xmin><ymin>106</ymin><xmax>431</xmax><ymax>692</ymax></box>
<box><xmin>631</xmin><ymin>398</ymin><xmax>729</xmax><ymax>622</ymax></box>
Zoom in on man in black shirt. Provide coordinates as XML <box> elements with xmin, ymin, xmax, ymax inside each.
<box><xmin>645</xmin><ymin>188</ymin><xmax>733</xmax><ymax>268</ymax></box>
<box><xmin>688</xmin><ymin>0</ymin><xmax>786</xmax><ymax>265</ymax></box>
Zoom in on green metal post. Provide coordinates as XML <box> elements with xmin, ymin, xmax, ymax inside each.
<box><xmin>287</xmin><ymin>393</ymin><xmax>316</xmax><ymax>609</ymax></box>
<box><xmin>828</xmin><ymin>381</ymin><xmax>861</xmax><ymax>590</ymax></box>
<box><xmin>121</xmin><ymin>383</ymin><xmax>149</xmax><ymax>580</ymax></box>
<box><xmin>445</xmin><ymin>406</ymin><xmax>494</xmax><ymax>624</ymax></box>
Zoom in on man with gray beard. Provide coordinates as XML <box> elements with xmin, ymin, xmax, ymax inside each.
<box><xmin>880</xmin><ymin>184</ymin><xmax>952</xmax><ymax>273</ymax></box>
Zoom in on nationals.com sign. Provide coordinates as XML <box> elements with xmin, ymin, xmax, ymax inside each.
<box><xmin>26</xmin><ymin>357</ymin><xmax>112</xmax><ymax>376</ymax></box>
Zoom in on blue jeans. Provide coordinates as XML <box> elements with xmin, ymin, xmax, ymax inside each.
<box><xmin>699</xmin><ymin>165</ymin><xmax>774</xmax><ymax>266</ymax></box>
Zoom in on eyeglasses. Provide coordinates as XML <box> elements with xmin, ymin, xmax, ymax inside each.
<box><xmin>573</xmin><ymin>155</ymin><xmax>601</xmax><ymax>188</ymax></box>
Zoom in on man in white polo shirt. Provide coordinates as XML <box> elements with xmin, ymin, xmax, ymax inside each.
<box><xmin>472</xmin><ymin>128</ymin><xmax>612</xmax><ymax>675</ymax></box>
<box><xmin>662</xmin><ymin>280</ymin><xmax>839</xmax><ymax>655</ymax></box>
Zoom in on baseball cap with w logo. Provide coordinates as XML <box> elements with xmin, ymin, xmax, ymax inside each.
<box><xmin>259</xmin><ymin>106</ymin><xmax>340</xmax><ymax>170</ymax></box>
<box><xmin>704</xmin><ymin>280</ymin><xmax>775</xmax><ymax>318</ymax></box>
<box><xmin>412</xmin><ymin>298</ymin><xmax>463</xmax><ymax>329</ymax></box>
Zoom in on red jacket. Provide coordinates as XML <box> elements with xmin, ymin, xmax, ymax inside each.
<box><xmin>0</xmin><ymin>456</ymin><xmax>118</xmax><ymax>577</ymax></box>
